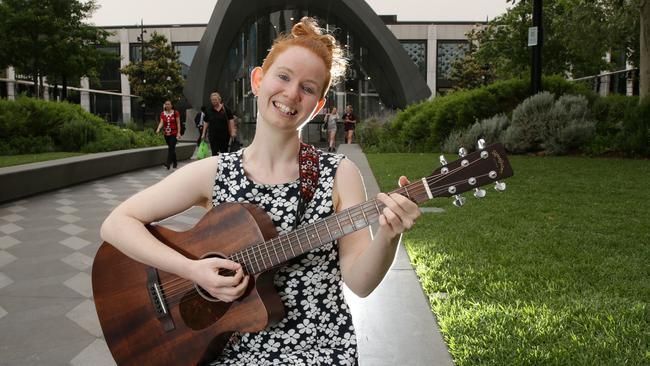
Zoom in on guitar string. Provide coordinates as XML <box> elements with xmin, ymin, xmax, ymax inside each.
<box><xmin>158</xmin><ymin>155</ymin><xmax>488</xmax><ymax>298</ymax></box>
<box><xmin>157</xmin><ymin>157</ymin><xmax>488</xmax><ymax>296</ymax></box>
<box><xmin>159</xmin><ymin>170</ymin><xmax>492</xmax><ymax>302</ymax></box>
<box><xmin>161</xmin><ymin>172</ymin><xmax>492</xmax><ymax>305</ymax></box>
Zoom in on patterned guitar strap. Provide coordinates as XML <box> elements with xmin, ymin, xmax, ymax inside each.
<box><xmin>295</xmin><ymin>142</ymin><xmax>321</xmax><ymax>229</ymax></box>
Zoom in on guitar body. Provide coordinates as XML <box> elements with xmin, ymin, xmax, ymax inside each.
<box><xmin>92</xmin><ymin>203</ymin><xmax>285</xmax><ymax>366</ymax></box>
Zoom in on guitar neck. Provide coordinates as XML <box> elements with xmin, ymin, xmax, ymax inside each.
<box><xmin>229</xmin><ymin>182</ymin><xmax>430</xmax><ymax>275</ymax></box>
<box><xmin>228</xmin><ymin>142</ymin><xmax>513</xmax><ymax>275</ymax></box>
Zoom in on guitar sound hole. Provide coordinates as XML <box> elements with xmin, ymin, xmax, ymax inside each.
<box><xmin>195</xmin><ymin>252</ymin><xmax>236</xmax><ymax>303</ymax></box>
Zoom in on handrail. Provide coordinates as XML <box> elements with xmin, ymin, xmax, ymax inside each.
<box><xmin>569</xmin><ymin>68</ymin><xmax>638</xmax><ymax>82</ymax></box>
<box><xmin>0</xmin><ymin>77</ymin><xmax>139</xmax><ymax>98</ymax></box>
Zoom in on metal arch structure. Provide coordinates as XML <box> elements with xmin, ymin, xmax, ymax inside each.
<box><xmin>184</xmin><ymin>0</ymin><xmax>432</xmax><ymax>110</ymax></box>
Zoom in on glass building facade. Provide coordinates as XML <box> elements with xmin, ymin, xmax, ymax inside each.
<box><xmin>211</xmin><ymin>10</ymin><xmax>385</xmax><ymax>125</ymax></box>
<box><xmin>90</xmin><ymin>44</ymin><xmax>123</xmax><ymax>122</ymax></box>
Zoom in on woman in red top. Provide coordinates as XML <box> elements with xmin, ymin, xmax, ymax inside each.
<box><xmin>156</xmin><ymin>100</ymin><xmax>181</xmax><ymax>169</ymax></box>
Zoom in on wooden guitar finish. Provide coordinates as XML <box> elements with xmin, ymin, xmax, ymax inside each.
<box><xmin>92</xmin><ymin>203</ymin><xmax>283</xmax><ymax>366</ymax></box>
<box><xmin>92</xmin><ymin>143</ymin><xmax>514</xmax><ymax>366</ymax></box>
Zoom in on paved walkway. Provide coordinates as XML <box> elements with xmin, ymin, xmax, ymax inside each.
<box><xmin>0</xmin><ymin>145</ymin><xmax>453</xmax><ymax>365</ymax></box>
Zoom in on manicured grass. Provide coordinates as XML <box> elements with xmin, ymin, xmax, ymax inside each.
<box><xmin>367</xmin><ymin>152</ymin><xmax>650</xmax><ymax>365</ymax></box>
<box><xmin>0</xmin><ymin>152</ymin><xmax>86</xmax><ymax>168</ymax></box>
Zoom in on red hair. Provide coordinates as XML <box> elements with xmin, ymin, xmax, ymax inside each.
<box><xmin>261</xmin><ymin>17</ymin><xmax>347</xmax><ymax>98</ymax></box>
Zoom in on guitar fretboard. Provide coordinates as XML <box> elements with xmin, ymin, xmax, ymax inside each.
<box><xmin>228</xmin><ymin>181</ymin><xmax>431</xmax><ymax>275</ymax></box>
<box><xmin>226</xmin><ymin>143</ymin><xmax>512</xmax><ymax>275</ymax></box>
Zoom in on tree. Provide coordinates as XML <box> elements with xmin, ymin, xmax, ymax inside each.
<box><xmin>450</xmin><ymin>50</ymin><xmax>494</xmax><ymax>90</ymax></box>
<box><xmin>0</xmin><ymin>0</ymin><xmax>112</xmax><ymax>99</ymax></box>
<box><xmin>453</xmin><ymin>0</ymin><xmax>641</xmax><ymax>82</ymax></box>
<box><xmin>45</xmin><ymin>1</ymin><xmax>114</xmax><ymax>100</ymax></box>
<box><xmin>641</xmin><ymin>0</ymin><xmax>650</xmax><ymax>99</ymax></box>
<box><xmin>120</xmin><ymin>32</ymin><xmax>185</xmax><ymax>119</ymax></box>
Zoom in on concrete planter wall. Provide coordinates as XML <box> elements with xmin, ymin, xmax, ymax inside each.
<box><xmin>0</xmin><ymin>143</ymin><xmax>195</xmax><ymax>203</ymax></box>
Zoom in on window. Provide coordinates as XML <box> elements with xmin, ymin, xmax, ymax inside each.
<box><xmin>436</xmin><ymin>40</ymin><xmax>470</xmax><ymax>81</ymax></box>
<box><xmin>173</xmin><ymin>43</ymin><xmax>199</xmax><ymax>79</ymax></box>
<box><xmin>401</xmin><ymin>41</ymin><xmax>427</xmax><ymax>79</ymax></box>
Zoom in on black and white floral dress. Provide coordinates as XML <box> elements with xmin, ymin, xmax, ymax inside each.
<box><xmin>210</xmin><ymin>149</ymin><xmax>358</xmax><ymax>365</ymax></box>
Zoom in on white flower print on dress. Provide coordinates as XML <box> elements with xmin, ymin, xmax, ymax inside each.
<box><xmin>210</xmin><ymin>150</ymin><xmax>358</xmax><ymax>366</ymax></box>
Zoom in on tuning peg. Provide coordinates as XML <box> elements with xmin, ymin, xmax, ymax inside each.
<box><xmin>477</xmin><ymin>139</ymin><xmax>486</xmax><ymax>150</ymax></box>
<box><xmin>452</xmin><ymin>194</ymin><xmax>466</xmax><ymax>207</ymax></box>
<box><xmin>473</xmin><ymin>188</ymin><xmax>486</xmax><ymax>198</ymax></box>
<box><xmin>494</xmin><ymin>181</ymin><xmax>506</xmax><ymax>192</ymax></box>
<box><xmin>439</xmin><ymin>155</ymin><xmax>448</xmax><ymax>165</ymax></box>
<box><xmin>458</xmin><ymin>147</ymin><xmax>467</xmax><ymax>157</ymax></box>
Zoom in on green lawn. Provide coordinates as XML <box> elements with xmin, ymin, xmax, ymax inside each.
<box><xmin>367</xmin><ymin>152</ymin><xmax>650</xmax><ymax>365</ymax></box>
<box><xmin>0</xmin><ymin>152</ymin><xmax>86</xmax><ymax>168</ymax></box>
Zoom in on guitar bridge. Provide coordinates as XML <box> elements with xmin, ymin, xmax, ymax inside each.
<box><xmin>146</xmin><ymin>267</ymin><xmax>176</xmax><ymax>332</ymax></box>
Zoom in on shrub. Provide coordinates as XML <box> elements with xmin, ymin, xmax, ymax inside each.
<box><xmin>0</xmin><ymin>97</ymin><xmax>165</xmax><ymax>154</ymax></box>
<box><xmin>442</xmin><ymin>114</ymin><xmax>510</xmax><ymax>153</ymax></box>
<box><xmin>503</xmin><ymin>92</ymin><xmax>556</xmax><ymax>153</ymax></box>
<box><xmin>543</xmin><ymin>94</ymin><xmax>595</xmax><ymax>155</ymax></box>
<box><xmin>617</xmin><ymin>97</ymin><xmax>650</xmax><ymax>157</ymax></box>
<box><xmin>0</xmin><ymin>135</ymin><xmax>56</xmax><ymax>155</ymax></box>
<box><xmin>56</xmin><ymin>119</ymin><xmax>101</xmax><ymax>151</ymax></box>
<box><xmin>387</xmin><ymin>76</ymin><xmax>593</xmax><ymax>152</ymax></box>
<box><xmin>584</xmin><ymin>95</ymin><xmax>641</xmax><ymax>155</ymax></box>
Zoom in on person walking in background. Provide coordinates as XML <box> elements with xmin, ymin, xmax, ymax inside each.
<box><xmin>155</xmin><ymin>100</ymin><xmax>181</xmax><ymax>170</ymax></box>
<box><xmin>325</xmin><ymin>106</ymin><xmax>339</xmax><ymax>152</ymax></box>
<box><xmin>343</xmin><ymin>104</ymin><xmax>357</xmax><ymax>144</ymax></box>
<box><xmin>202</xmin><ymin>92</ymin><xmax>235</xmax><ymax>155</ymax></box>
<box><xmin>194</xmin><ymin>106</ymin><xmax>206</xmax><ymax>146</ymax></box>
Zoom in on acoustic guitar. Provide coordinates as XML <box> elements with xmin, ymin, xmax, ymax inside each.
<box><xmin>92</xmin><ymin>142</ymin><xmax>513</xmax><ymax>365</ymax></box>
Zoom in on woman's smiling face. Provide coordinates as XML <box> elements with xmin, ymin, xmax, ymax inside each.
<box><xmin>252</xmin><ymin>46</ymin><xmax>328</xmax><ymax>131</ymax></box>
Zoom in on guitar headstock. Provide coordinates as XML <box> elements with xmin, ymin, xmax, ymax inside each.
<box><xmin>426</xmin><ymin>140</ymin><xmax>513</xmax><ymax>202</ymax></box>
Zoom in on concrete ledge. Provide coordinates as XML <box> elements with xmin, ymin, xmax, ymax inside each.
<box><xmin>0</xmin><ymin>143</ymin><xmax>195</xmax><ymax>203</ymax></box>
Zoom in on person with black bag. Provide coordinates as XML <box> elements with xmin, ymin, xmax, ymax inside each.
<box><xmin>194</xmin><ymin>106</ymin><xmax>206</xmax><ymax>146</ymax></box>
<box><xmin>201</xmin><ymin>92</ymin><xmax>235</xmax><ymax>155</ymax></box>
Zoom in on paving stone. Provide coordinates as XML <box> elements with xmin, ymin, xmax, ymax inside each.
<box><xmin>0</xmin><ymin>272</ymin><xmax>14</xmax><ymax>289</ymax></box>
<box><xmin>0</xmin><ymin>236</ymin><xmax>21</xmax><ymax>250</ymax></box>
<box><xmin>55</xmin><ymin>199</ymin><xmax>75</xmax><ymax>205</ymax></box>
<box><xmin>57</xmin><ymin>214</ymin><xmax>82</xmax><ymax>223</ymax></box>
<box><xmin>0</xmin><ymin>250</ymin><xmax>18</xmax><ymax>267</ymax></box>
<box><xmin>70</xmin><ymin>339</ymin><xmax>116</xmax><ymax>366</ymax></box>
<box><xmin>61</xmin><ymin>252</ymin><xmax>93</xmax><ymax>271</ymax></box>
<box><xmin>0</xmin><ymin>223</ymin><xmax>23</xmax><ymax>235</ymax></box>
<box><xmin>59</xmin><ymin>237</ymin><xmax>92</xmax><ymax>250</ymax></box>
<box><xmin>63</xmin><ymin>272</ymin><xmax>93</xmax><ymax>298</ymax></box>
<box><xmin>102</xmin><ymin>199</ymin><xmax>122</xmax><ymax>206</ymax></box>
<box><xmin>57</xmin><ymin>206</ymin><xmax>79</xmax><ymax>214</ymax></box>
<box><xmin>1</xmin><ymin>214</ymin><xmax>25</xmax><ymax>222</ymax></box>
<box><xmin>58</xmin><ymin>224</ymin><xmax>86</xmax><ymax>236</ymax></box>
<box><xmin>0</xmin><ymin>305</ymin><xmax>7</xmax><ymax>319</ymax></box>
<box><xmin>7</xmin><ymin>205</ymin><xmax>27</xmax><ymax>213</ymax></box>
<box><xmin>66</xmin><ymin>299</ymin><xmax>103</xmax><ymax>337</ymax></box>
<box><xmin>97</xmin><ymin>193</ymin><xmax>117</xmax><ymax>199</ymax></box>
<box><xmin>421</xmin><ymin>207</ymin><xmax>445</xmax><ymax>213</ymax></box>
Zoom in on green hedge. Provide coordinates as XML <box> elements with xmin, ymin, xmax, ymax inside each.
<box><xmin>0</xmin><ymin>97</ymin><xmax>164</xmax><ymax>155</ymax></box>
<box><xmin>374</xmin><ymin>76</ymin><xmax>594</xmax><ymax>152</ymax></box>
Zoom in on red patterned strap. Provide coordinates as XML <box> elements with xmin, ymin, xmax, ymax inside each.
<box><xmin>298</xmin><ymin>142</ymin><xmax>321</xmax><ymax>204</ymax></box>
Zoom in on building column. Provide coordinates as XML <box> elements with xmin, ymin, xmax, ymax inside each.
<box><xmin>43</xmin><ymin>77</ymin><xmax>50</xmax><ymax>101</ymax></box>
<box><xmin>80</xmin><ymin>77</ymin><xmax>91</xmax><ymax>111</ymax></box>
<box><xmin>427</xmin><ymin>25</ymin><xmax>437</xmax><ymax>98</ymax></box>
<box><xmin>7</xmin><ymin>67</ymin><xmax>16</xmax><ymax>101</ymax></box>
<box><xmin>119</xmin><ymin>28</ymin><xmax>132</xmax><ymax>122</ymax></box>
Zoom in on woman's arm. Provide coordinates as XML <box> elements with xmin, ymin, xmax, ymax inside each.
<box><xmin>334</xmin><ymin>159</ymin><xmax>420</xmax><ymax>297</ymax></box>
<box><xmin>228</xmin><ymin>118</ymin><xmax>236</xmax><ymax>138</ymax></box>
<box><xmin>155</xmin><ymin>118</ymin><xmax>163</xmax><ymax>134</ymax></box>
<box><xmin>176</xmin><ymin>113</ymin><xmax>181</xmax><ymax>138</ymax></box>
<box><xmin>99</xmin><ymin>157</ymin><xmax>248</xmax><ymax>301</ymax></box>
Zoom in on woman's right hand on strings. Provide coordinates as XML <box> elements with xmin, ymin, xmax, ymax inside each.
<box><xmin>188</xmin><ymin>257</ymin><xmax>249</xmax><ymax>302</ymax></box>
